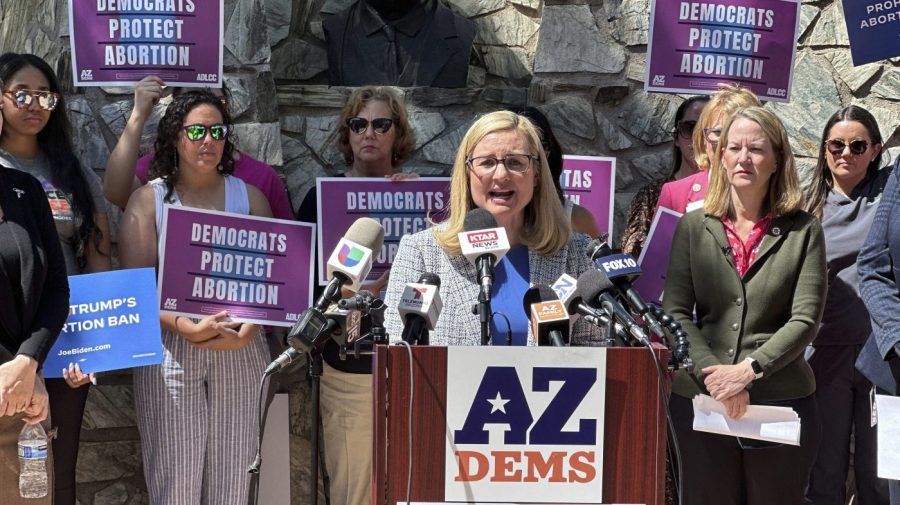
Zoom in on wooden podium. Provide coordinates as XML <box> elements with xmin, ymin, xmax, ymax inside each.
<box><xmin>372</xmin><ymin>346</ymin><xmax>671</xmax><ymax>505</ymax></box>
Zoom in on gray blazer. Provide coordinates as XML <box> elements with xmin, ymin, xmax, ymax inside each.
<box><xmin>383</xmin><ymin>227</ymin><xmax>601</xmax><ymax>346</ymax></box>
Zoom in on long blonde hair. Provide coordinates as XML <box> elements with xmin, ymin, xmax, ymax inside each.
<box><xmin>704</xmin><ymin>107</ymin><xmax>804</xmax><ymax>218</ymax></box>
<box><xmin>433</xmin><ymin>111</ymin><xmax>570</xmax><ymax>256</ymax></box>
<box><xmin>692</xmin><ymin>84</ymin><xmax>762</xmax><ymax>171</ymax></box>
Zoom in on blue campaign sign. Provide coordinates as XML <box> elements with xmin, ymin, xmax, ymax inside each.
<box><xmin>44</xmin><ymin>268</ymin><xmax>163</xmax><ymax>378</ymax></box>
<box><xmin>842</xmin><ymin>1</ymin><xmax>900</xmax><ymax>65</ymax></box>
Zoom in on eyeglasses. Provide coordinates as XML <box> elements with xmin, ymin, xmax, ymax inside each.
<box><xmin>4</xmin><ymin>89</ymin><xmax>59</xmax><ymax>111</ymax></box>
<box><xmin>703</xmin><ymin>127</ymin><xmax>722</xmax><ymax>147</ymax></box>
<box><xmin>466</xmin><ymin>154</ymin><xmax>536</xmax><ymax>176</ymax></box>
<box><xmin>181</xmin><ymin>123</ymin><xmax>229</xmax><ymax>142</ymax></box>
<box><xmin>825</xmin><ymin>138</ymin><xmax>869</xmax><ymax>156</ymax></box>
<box><xmin>675</xmin><ymin>120</ymin><xmax>697</xmax><ymax>139</ymax></box>
<box><xmin>347</xmin><ymin>117</ymin><xmax>393</xmax><ymax>135</ymax></box>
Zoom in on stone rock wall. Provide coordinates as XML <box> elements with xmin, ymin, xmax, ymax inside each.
<box><xmin>0</xmin><ymin>0</ymin><xmax>896</xmax><ymax>503</ymax></box>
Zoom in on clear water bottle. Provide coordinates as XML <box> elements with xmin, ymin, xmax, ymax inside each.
<box><xmin>18</xmin><ymin>423</ymin><xmax>49</xmax><ymax>498</ymax></box>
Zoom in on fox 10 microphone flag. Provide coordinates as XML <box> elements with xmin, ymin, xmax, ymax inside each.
<box><xmin>157</xmin><ymin>206</ymin><xmax>315</xmax><ymax>327</ymax></box>
<box><xmin>445</xmin><ymin>347</ymin><xmax>607</xmax><ymax>502</ymax></box>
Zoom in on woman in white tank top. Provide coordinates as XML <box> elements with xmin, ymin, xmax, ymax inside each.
<box><xmin>119</xmin><ymin>91</ymin><xmax>274</xmax><ymax>505</ymax></box>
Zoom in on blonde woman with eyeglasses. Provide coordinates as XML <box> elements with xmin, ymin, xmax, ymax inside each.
<box><xmin>383</xmin><ymin>110</ymin><xmax>600</xmax><ymax>347</ymax></box>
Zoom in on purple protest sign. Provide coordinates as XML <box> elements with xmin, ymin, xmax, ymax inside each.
<box><xmin>316</xmin><ymin>177</ymin><xmax>451</xmax><ymax>285</ymax></box>
<box><xmin>561</xmin><ymin>155</ymin><xmax>616</xmax><ymax>242</ymax></box>
<box><xmin>645</xmin><ymin>0</ymin><xmax>800</xmax><ymax>102</ymax></box>
<box><xmin>158</xmin><ymin>206</ymin><xmax>315</xmax><ymax>327</ymax></box>
<box><xmin>67</xmin><ymin>0</ymin><xmax>223</xmax><ymax>87</ymax></box>
<box><xmin>633</xmin><ymin>207</ymin><xmax>683</xmax><ymax>304</ymax></box>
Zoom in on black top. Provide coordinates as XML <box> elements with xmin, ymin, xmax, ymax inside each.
<box><xmin>0</xmin><ymin>164</ymin><xmax>69</xmax><ymax>366</ymax></box>
<box><xmin>298</xmin><ymin>177</ymin><xmax>372</xmax><ymax>374</ymax></box>
<box><xmin>324</xmin><ymin>0</ymin><xmax>475</xmax><ymax>87</ymax></box>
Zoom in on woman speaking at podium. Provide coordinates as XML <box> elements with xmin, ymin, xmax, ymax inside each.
<box><xmin>663</xmin><ymin>107</ymin><xmax>825</xmax><ymax>505</ymax></box>
<box><xmin>384</xmin><ymin>110</ymin><xmax>599</xmax><ymax>346</ymax></box>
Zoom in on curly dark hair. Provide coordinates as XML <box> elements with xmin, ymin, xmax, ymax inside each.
<box><xmin>149</xmin><ymin>90</ymin><xmax>235</xmax><ymax>203</ymax></box>
<box><xmin>0</xmin><ymin>53</ymin><xmax>100</xmax><ymax>271</ymax></box>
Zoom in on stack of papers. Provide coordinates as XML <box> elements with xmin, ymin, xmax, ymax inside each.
<box><xmin>692</xmin><ymin>394</ymin><xmax>801</xmax><ymax>446</ymax></box>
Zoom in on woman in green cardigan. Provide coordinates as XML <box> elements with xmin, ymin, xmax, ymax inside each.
<box><xmin>663</xmin><ymin>106</ymin><xmax>826</xmax><ymax>505</ymax></box>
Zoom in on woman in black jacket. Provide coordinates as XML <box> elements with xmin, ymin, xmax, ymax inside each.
<box><xmin>0</xmin><ymin>160</ymin><xmax>70</xmax><ymax>504</ymax></box>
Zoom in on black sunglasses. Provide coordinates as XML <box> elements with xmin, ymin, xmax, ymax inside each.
<box><xmin>825</xmin><ymin>139</ymin><xmax>869</xmax><ymax>156</ymax></box>
<box><xmin>347</xmin><ymin>117</ymin><xmax>393</xmax><ymax>135</ymax></box>
<box><xmin>675</xmin><ymin>120</ymin><xmax>697</xmax><ymax>139</ymax></box>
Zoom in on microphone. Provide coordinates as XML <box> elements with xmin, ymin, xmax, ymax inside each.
<box><xmin>398</xmin><ymin>273</ymin><xmax>442</xmax><ymax>345</ymax></box>
<box><xmin>588</xmin><ymin>246</ymin><xmax>666</xmax><ymax>340</ymax></box>
<box><xmin>552</xmin><ymin>273</ymin><xmax>611</xmax><ymax>328</ymax></box>
<box><xmin>318</xmin><ymin>217</ymin><xmax>385</xmax><ymax>310</ymax></box>
<box><xmin>576</xmin><ymin>269</ymin><xmax>650</xmax><ymax>346</ymax></box>
<box><xmin>338</xmin><ymin>290</ymin><xmax>383</xmax><ymax>313</ymax></box>
<box><xmin>523</xmin><ymin>285</ymin><xmax>569</xmax><ymax>346</ymax></box>
<box><xmin>458</xmin><ymin>209</ymin><xmax>510</xmax><ymax>301</ymax></box>
<box><xmin>264</xmin><ymin>307</ymin><xmax>342</xmax><ymax>376</ymax></box>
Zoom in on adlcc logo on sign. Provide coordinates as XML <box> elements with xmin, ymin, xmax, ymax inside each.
<box><xmin>445</xmin><ymin>347</ymin><xmax>606</xmax><ymax>503</ymax></box>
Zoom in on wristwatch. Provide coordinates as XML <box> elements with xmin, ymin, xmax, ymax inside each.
<box><xmin>745</xmin><ymin>357</ymin><xmax>764</xmax><ymax>379</ymax></box>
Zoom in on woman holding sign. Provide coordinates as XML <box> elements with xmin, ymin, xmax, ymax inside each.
<box><xmin>384</xmin><ymin>110</ymin><xmax>600</xmax><ymax>345</ymax></box>
<box><xmin>0</xmin><ymin>53</ymin><xmax>111</xmax><ymax>505</ymax></box>
<box><xmin>0</xmin><ymin>77</ymin><xmax>70</xmax><ymax>504</ymax></box>
<box><xmin>656</xmin><ymin>85</ymin><xmax>760</xmax><ymax>215</ymax></box>
<box><xmin>663</xmin><ymin>107</ymin><xmax>825</xmax><ymax>505</ymax></box>
<box><xmin>296</xmin><ymin>85</ymin><xmax>417</xmax><ymax>505</ymax></box>
<box><xmin>119</xmin><ymin>90</ymin><xmax>272</xmax><ymax>504</ymax></box>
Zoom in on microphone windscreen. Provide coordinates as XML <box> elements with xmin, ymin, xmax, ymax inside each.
<box><xmin>345</xmin><ymin>217</ymin><xmax>385</xmax><ymax>253</ymax></box>
<box><xmin>418</xmin><ymin>272</ymin><xmax>441</xmax><ymax>287</ymax></box>
<box><xmin>522</xmin><ymin>284</ymin><xmax>559</xmax><ymax>318</ymax></box>
<box><xmin>587</xmin><ymin>238</ymin><xmax>612</xmax><ymax>260</ymax></box>
<box><xmin>463</xmin><ymin>208</ymin><xmax>498</xmax><ymax>232</ymax></box>
<box><xmin>576</xmin><ymin>269</ymin><xmax>616</xmax><ymax>303</ymax></box>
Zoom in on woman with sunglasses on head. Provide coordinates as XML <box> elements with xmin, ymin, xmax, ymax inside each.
<box><xmin>119</xmin><ymin>90</ymin><xmax>272</xmax><ymax>504</ymax></box>
<box><xmin>102</xmin><ymin>76</ymin><xmax>293</xmax><ymax>219</ymax></box>
<box><xmin>295</xmin><ymin>85</ymin><xmax>416</xmax><ymax>505</ymax></box>
<box><xmin>0</xmin><ymin>52</ymin><xmax>111</xmax><ymax>505</ymax></box>
<box><xmin>656</xmin><ymin>85</ymin><xmax>761</xmax><ymax>216</ymax></box>
<box><xmin>0</xmin><ymin>70</ymin><xmax>70</xmax><ymax>505</ymax></box>
<box><xmin>384</xmin><ymin>110</ymin><xmax>601</xmax><ymax>345</ymax></box>
<box><xmin>803</xmin><ymin>106</ymin><xmax>890</xmax><ymax>505</ymax></box>
<box><xmin>621</xmin><ymin>95</ymin><xmax>708</xmax><ymax>257</ymax></box>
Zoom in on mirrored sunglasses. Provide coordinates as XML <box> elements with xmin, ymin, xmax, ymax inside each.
<box><xmin>181</xmin><ymin>123</ymin><xmax>229</xmax><ymax>142</ymax></box>
<box><xmin>4</xmin><ymin>89</ymin><xmax>59</xmax><ymax>111</ymax></box>
<box><xmin>825</xmin><ymin>139</ymin><xmax>869</xmax><ymax>156</ymax></box>
<box><xmin>347</xmin><ymin>117</ymin><xmax>393</xmax><ymax>135</ymax></box>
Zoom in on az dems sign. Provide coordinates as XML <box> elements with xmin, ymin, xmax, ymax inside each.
<box><xmin>445</xmin><ymin>347</ymin><xmax>607</xmax><ymax>502</ymax></box>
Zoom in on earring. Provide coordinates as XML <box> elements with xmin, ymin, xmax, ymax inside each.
<box><xmin>173</xmin><ymin>151</ymin><xmax>179</xmax><ymax>173</ymax></box>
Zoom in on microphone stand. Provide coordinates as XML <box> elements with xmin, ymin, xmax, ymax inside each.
<box><xmin>307</xmin><ymin>351</ymin><xmax>323</xmax><ymax>505</ymax></box>
<box><xmin>476</xmin><ymin>289</ymin><xmax>492</xmax><ymax>345</ymax></box>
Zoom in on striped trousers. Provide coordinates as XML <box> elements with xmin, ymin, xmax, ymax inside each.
<box><xmin>134</xmin><ymin>330</ymin><xmax>268</xmax><ymax>505</ymax></box>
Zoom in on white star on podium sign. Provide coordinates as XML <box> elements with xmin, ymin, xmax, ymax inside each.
<box><xmin>487</xmin><ymin>392</ymin><xmax>510</xmax><ymax>414</ymax></box>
